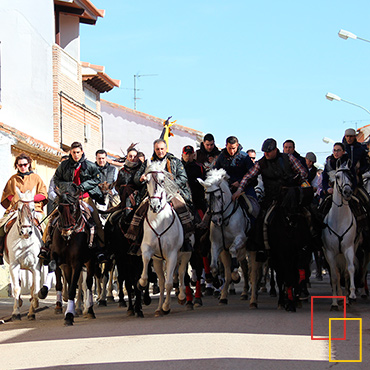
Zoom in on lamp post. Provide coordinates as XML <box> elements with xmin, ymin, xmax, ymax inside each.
<box><xmin>325</xmin><ymin>93</ymin><xmax>370</xmax><ymax>116</ymax></box>
<box><xmin>322</xmin><ymin>137</ymin><xmax>335</xmax><ymax>144</ymax></box>
<box><xmin>338</xmin><ymin>29</ymin><xmax>370</xmax><ymax>43</ymax></box>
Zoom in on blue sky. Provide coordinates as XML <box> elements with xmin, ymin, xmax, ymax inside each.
<box><xmin>81</xmin><ymin>1</ymin><xmax>370</xmax><ymax>165</ymax></box>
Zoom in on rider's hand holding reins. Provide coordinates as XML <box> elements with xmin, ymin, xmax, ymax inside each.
<box><xmin>232</xmin><ymin>189</ymin><xmax>242</xmax><ymax>202</ymax></box>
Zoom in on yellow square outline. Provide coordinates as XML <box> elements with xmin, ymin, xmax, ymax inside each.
<box><xmin>329</xmin><ymin>318</ymin><xmax>362</xmax><ymax>362</ymax></box>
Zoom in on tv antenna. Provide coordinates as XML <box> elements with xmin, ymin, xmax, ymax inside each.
<box><xmin>134</xmin><ymin>73</ymin><xmax>158</xmax><ymax>110</ymax></box>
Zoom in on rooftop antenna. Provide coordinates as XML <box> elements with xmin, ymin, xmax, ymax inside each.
<box><xmin>134</xmin><ymin>73</ymin><xmax>158</xmax><ymax>110</ymax></box>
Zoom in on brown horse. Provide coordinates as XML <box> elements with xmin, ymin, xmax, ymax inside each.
<box><xmin>49</xmin><ymin>183</ymin><xmax>96</xmax><ymax>326</ymax></box>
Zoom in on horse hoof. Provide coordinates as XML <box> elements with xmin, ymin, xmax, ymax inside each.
<box><xmin>27</xmin><ymin>314</ymin><xmax>36</xmax><ymax>321</ymax></box>
<box><xmin>194</xmin><ymin>298</ymin><xmax>203</xmax><ymax>307</ymax></box>
<box><xmin>229</xmin><ymin>288</ymin><xmax>236</xmax><ymax>295</ymax></box>
<box><xmin>55</xmin><ymin>301</ymin><xmax>63</xmax><ymax>314</ymax></box>
<box><xmin>213</xmin><ymin>290</ymin><xmax>220</xmax><ymax>299</ymax></box>
<box><xmin>75</xmin><ymin>308</ymin><xmax>82</xmax><ymax>316</ymax></box>
<box><xmin>178</xmin><ymin>297</ymin><xmax>186</xmax><ymax>305</ymax></box>
<box><xmin>154</xmin><ymin>310</ymin><xmax>163</xmax><ymax>317</ymax></box>
<box><xmin>98</xmin><ymin>300</ymin><xmax>107</xmax><ymax>307</ymax></box>
<box><xmin>205</xmin><ymin>273</ymin><xmax>213</xmax><ymax>284</ymax></box>
<box><xmin>127</xmin><ymin>309</ymin><xmax>135</xmax><ymax>317</ymax></box>
<box><xmin>231</xmin><ymin>272</ymin><xmax>241</xmax><ymax>284</ymax></box>
<box><xmin>38</xmin><ymin>286</ymin><xmax>49</xmax><ymax>300</ymax></box>
<box><xmin>219</xmin><ymin>298</ymin><xmax>228</xmax><ymax>305</ymax></box>
<box><xmin>277</xmin><ymin>304</ymin><xmax>284</xmax><ymax>310</ymax></box>
<box><xmin>64</xmin><ymin>312</ymin><xmax>74</xmax><ymax>326</ymax></box>
<box><xmin>204</xmin><ymin>287</ymin><xmax>214</xmax><ymax>296</ymax></box>
<box><xmin>186</xmin><ymin>301</ymin><xmax>194</xmax><ymax>311</ymax></box>
<box><xmin>162</xmin><ymin>308</ymin><xmax>171</xmax><ymax>315</ymax></box>
<box><xmin>361</xmin><ymin>294</ymin><xmax>368</xmax><ymax>300</ymax></box>
<box><xmin>260</xmin><ymin>286</ymin><xmax>267</xmax><ymax>293</ymax></box>
<box><xmin>152</xmin><ymin>285</ymin><xmax>160</xmax><ymax>295</ymax></box>
<box><xmin>85</xmin><ymin>307</ymin><xmax>96</xmax><ymax>319</ymax></box>
<box><xmin>136</xmin><ymin>311</ymin><xmax>144</xmax><ymax>318</ymax></box>
<box><xmin>285</xmin><ymin>302</ymin><xmax>296</xmax><ymax>312</ymax></box>
<box><xmin>330</xmin><ymin>305</ymin><xmax>339</xmax><ymax>311</ymax></box>
<box><xmin>12</xmin><ymin>314</ymin><xmax>21</xmax><ymax>321</ymax></box>
<box><xmin>240</xmin><ymin>293</ymin><xmax>248</xmax><ymax>301</ymax></box>
<box><xmin>270</xmin><ymin>289</ymin><xmax>277</xmax><ymax>298</ymax></box>
<box><xmin>118</xmin><ymin>300</ymin><xmax>127</xmax><ymax>308</ymax></box>
<box><xmin>349</xmin><ymin>297</ymin><xmax>356</xmax><ymax>304</ymax></box>
<box><xmin>143</xmin><ymin>295</ymin><xmax>152</xmax><ymax>306</ymax></box>
<box><xmin>106</xmin><ymin>296</ymin><xmax>115</xmax><ymax>302</ymax></box>
<box><xmin>249</xmin><ymin>302</ymin><xmax>258</xmax><ymax>309</ymax></box>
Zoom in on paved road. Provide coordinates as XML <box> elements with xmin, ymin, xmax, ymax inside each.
<box><xmin>0</xmin><ymin>274</ymin><xmax>368</xmax><ymax>370</ymax></box>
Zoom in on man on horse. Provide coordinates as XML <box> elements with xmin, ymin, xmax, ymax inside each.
<box><xmin>195</xmin><ymin>133</ymin><xmax>220</xmax><ymax>172</ymax></box>
<box><xmin>39</xmin><ymin>142</ymin><xmax>105</xmax><ymax>262</ymax></box>
<box><xmin>125</xmin><ymin>139</ymin><xmax>194</xmax><ymax>255</ymax></box>
<box><xmin>0</xmin><ymin>153</ymin><xmax>48</xmax><ymax>265</ymax></box>
<box><xmin>232</xmin><ymin>138</ymin><xmax>309</xmax><ymax>261</ymax></box>
<box><xmin>283</xmin><ymin>139</ymin><xmax>308</xmax><ymax>170</ymax></box>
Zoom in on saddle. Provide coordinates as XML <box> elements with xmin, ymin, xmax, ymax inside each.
<box><xmin>238</xmin><ymin>193</ymin><xmax>260</xmax><ymax>219</ymax></box>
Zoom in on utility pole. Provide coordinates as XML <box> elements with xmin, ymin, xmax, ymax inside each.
<box><xmin>133</xmin><ymin>74</ymin><xmax>158</xmax><ymax>110</ymax></box>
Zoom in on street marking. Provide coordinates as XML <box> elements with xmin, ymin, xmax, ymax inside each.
<box><xmin>0</xmin><ymin>332</ymin><xmax>329</xmax><ymax>369</ymax></box>
<box><xmin>0</xmin><ymin>328</ymin><xmax>34</xmax><ymax>343</ymax></box>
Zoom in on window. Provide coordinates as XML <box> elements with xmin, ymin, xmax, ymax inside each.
<box><xmin>84</xmin><ymin>87</ymin><xmax>97</xmax><ymax>110</ymax></box>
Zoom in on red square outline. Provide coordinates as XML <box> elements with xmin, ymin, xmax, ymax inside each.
<box><xmin>311</xmin><ymin>296</ymin><xmax>346</xmax><ymax>340</ymax></box>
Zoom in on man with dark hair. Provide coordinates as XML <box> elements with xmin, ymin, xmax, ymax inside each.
<box><xmin>0</xmin><ymin>153</ymin><xmax>48</xmax><ymax>264</ymax></box>
<box><xmin>215</xmin><ymin>136</ymin><xmax>256</xmax><ymax>195</ymax></box>
<box><xmin>283</xmin><ymin>139</ymin><xmax>308</xmax><ymax>170</ymax></box>
<box><xmin>195</xmin><ymin>133</ymin><xmax>220</xmax><ymax>171</ymax></box>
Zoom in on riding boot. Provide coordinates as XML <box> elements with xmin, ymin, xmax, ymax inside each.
<box><xmin>38</xmin><ymin>241</ymin><xmax>51</xmax><ymax>265</ymax></box>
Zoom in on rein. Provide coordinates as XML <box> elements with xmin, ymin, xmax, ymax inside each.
<box><xmin>145</xmin><ymin>205</ymin><xmax>176</xmax><ymax>260</ymax></box>
<box><xmin>147</xmin><ymin>171</ymin><xmax>166</xmax><ymax>214</ymax></box>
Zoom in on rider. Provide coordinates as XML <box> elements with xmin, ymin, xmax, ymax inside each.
<box><xmin>283</xmin><ymin>139</ymin><xmax>308</xmax><ymax>170</ymax></box>
<box><xmin>125</xmin><ymin>139</ymin><xmax>194</xmax><ymax>255</ymax></box>
<box><xmin>39</xmin><ymin>142</ymin><xmax>105</xmax><ymax>261</ymax></box>
<box><xmin>195</xmin><ymin>133</ymin><xmax>220</xmax><ymax>172</ymax></box>
<box><xmin>0</xmin><ymin>153</ymin><xmax>48</xmax><ymax>265</ymax></box>
<box><xmin>305</xmin><ymin>152</ymin><xmax>319</xmax><ymax>191</ymax></box>
<box><xmin>232</xmin><ymin>138</ymin><xmax>308</xmax><ymax>261</ymax></box>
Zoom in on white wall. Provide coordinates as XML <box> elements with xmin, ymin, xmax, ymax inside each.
<box><xmin>59</xmin><ymin>13</ymin><xmax>80</xmax><ymax>61</ymax></box>
<box><xmin>0</xmin><ymin>0</ymin><xmax>54</xmax><ymax>145</ymax></box>
<box><xmin>101</xmin><ymin>101</ymin><xmax>201</xmax><ymax>159</ymax></box>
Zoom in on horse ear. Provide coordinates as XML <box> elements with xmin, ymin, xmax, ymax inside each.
<box><xmin>347</xmin><ymin>159</ymin><xmax>352</xmax><ymax>169</ymax></box>
<box><xmin>336</xmin><ymin>158</ymin><xmax>342</xmax><ymax>170</ymax></box>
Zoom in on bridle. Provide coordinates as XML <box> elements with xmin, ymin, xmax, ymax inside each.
<box><xmin>17</xmin><ymin>199</ymin><xmax>36</xmax><ymax>236</ymax></box>
<box><xmin>147</xmin><ymin>170</ymin><xmax>167</xmax><ymax>213</ymax></box>
<box><xmin>206</xmin><ymin>187</ymin><xmax>237</xmax><ymax>224</ymax></box>
<box><xmin>57</xmin><ymin>198</ymin><xmax>83</xmax><ymax>238</ymax></box>
<box><xmin>333</xmin><ymin>167</ymin><xmax>353</xmax><ymax>207</ymax></box>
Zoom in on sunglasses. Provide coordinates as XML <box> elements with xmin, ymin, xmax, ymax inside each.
<box><xmin>18</xmin><ymin>163</ymin><xmax>29</xmax><ymax>167</ymax></box>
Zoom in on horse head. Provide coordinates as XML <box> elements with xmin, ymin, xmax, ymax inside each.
<box><xmin>198</xmin><ymin>169</ymin><xmax>231</xmax><ymax>226</ymax></box>
<box><xmin>15</xmin><ymin>187</ymin><xmax>36</xmax><ymax>238</ymax></box>
<box><xmin>335</xmin><ymin>160</ymin><xmax>353</xmax><ymax>201</ymax></box>
<box><xmin>145</xmin><ymin>161</ymin><xmax>169</xmax><ymax>213</ymax></box>
<box><xmin>55</xmin><ymin>183</ymin><xmax>81</xmax><ymax>238</ymax></box>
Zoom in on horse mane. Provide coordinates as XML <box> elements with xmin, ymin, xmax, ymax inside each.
<box><xmin>145</xmin><ymin>161</ymin><xmax>179</xmax><ymax>199</ymax></box>
<box><xmin>203</xmin><ymin>168</ymin><xmax>229</xmax><ymax>187</ymax></box>
<box><xmin>56</xmin><ymin>183</ymin><xmax>80</xmax><ymax>205</ymax></box>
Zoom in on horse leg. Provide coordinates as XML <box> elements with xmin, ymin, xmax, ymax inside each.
<box><xmin>218</xmin><ymin>250</ymin><xmax>231</xmax><ymax>305</ymax></box>
<box><xmin>269</xmin><ymin>267</ymin><xmax>277</xmax><ymax>297</ymax></box>
<box><xmin>9</xmin><ymin>265</ymin><xmax>22</xmax><ymax>320</ymax></box>
<box><xmin>125</xmin><ymin>280</ymin><xmax>134</xmax><ymax>316</ymax></box>
<box><xmin>84</xmin><ymin>261</ymin><xmax>96</xmax><ymax>319</ymax></box>
<box><xmin>323</xmin><ymin>249</ymin><xmax>340</xmax><ymax>310</ymax></box>
<box><xmin>107</xmin><ymin>263</ymin><xmax>115</xmax><ymax>302</ymax></box>
<box><xmin>177</xmin><ymin>253</ymin><xmax>191</xmax><ymax>305</ymax></box>
<box><xmin>344</xmin><ymin>246</ymin><xmax>357</xmax><ymax>302</ymax></box>
<box><xmin>75</xmin><ymin>271</ymin><xmax>85</xmax><ymax>316</ymax></box>
<box><xmin>162</xmin><ymin>252</ymin><xmax>178</xmax><ymax>313</ymax></box>
<box><xmin>153</xmin><ymin>259</ymin><xmax>165</xmax><ymax>316</ymax></box>
<box><xmin>240</xmin><ymin>257</ymin><xmax>249</xmax><ymax>300</ymax></box>
<box><xmin>54</xmin><ymin>266</ymin><xmax>63</xmax><ymax>314</ymax></box>
<box><xmin>248</xmin><ymin>251</ymin><xmax>260</xmax><ymax>309</ymax></box>
<box><xmin>64</xmin><ymin>264</ymin><xmax>82</xmax><ymax>326</ymax></box>
<box><xmin>138</xmin><ymin>246</ymin><xmax>151</xmax><ymax>290</ymax></box>
<box><xmin>28</xmin><ymin>265</ymin><xmax>41</xmax><ymax>320</ymax></box>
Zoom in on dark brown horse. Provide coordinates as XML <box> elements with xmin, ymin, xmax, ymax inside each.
<box><xmin>50</xmin><ymin>183</ymin><xmax>96</xmax><ymax>326</ymax></box>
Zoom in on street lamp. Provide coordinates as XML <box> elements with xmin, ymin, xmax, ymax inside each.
<box><xmin>325</xmin><ymin>92</ymin><xmax>370</xmax><ymax>116</ymax></box>
<box><xmin>338</xmin><ymin>29</ymin><xmax>370</xmax><ymax>43</ymax></box>
<box><xmin>322</xmin><ymin>137</ymin><xmax>335</xmax><ymax>144</ymax></box>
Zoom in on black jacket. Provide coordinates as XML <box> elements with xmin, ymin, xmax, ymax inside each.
<box><xmin>182</xmin><ymin>159</ymin><xmax>206</xmax><ymax>211</ymax></box>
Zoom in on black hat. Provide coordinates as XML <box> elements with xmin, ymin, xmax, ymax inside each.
<box><xmin>261</xmin><ymin>138</ymin><xmax>277</xmax><ymax>152</ymax></box>
<box><xmin>183</xmin><ymin>145</ymin><xmax>194</xmax><ymax>154</ymax></box>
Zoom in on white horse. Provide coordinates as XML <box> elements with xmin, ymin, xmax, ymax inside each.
<box><xmin>4</xmin><ymin>187</ymin><xmax>43</xmax><ymax>320</ymax></box>
<box><xmin>137</xmin><ymin>161</ymin><xmax>191</xmax><ymax>316</ymax></box>
<box><xmin>322</xmin><ymin>161</ymin><xmax>359</xmax><ymax>310</ymax></box>
<box><xmin>198</xmin><ymin>169</ymin><xmax>259</xmax><ymax>306</ymax></box>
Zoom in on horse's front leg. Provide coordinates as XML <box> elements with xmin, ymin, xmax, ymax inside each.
<box><xmin>85</xmin><ymin>261</ymin><xmax>96</xmax><ymax>319</ymax></box>
<box><xmin>218</xmin><ymin>250</ymin><xmax>231</xmax><ymax>305</ymax></box>
<box><xmin>344</xmin><ymin>246</ymin><xmax>357</xmax><ymax>301</ymax></box>
<box><xmin>9</xmin><ymin>264</ymin><xmax>22</xmax><ymax>320</ymax></box>
<box><xmin>28</xmin><ymin>264</ymin><xmax>41</xmax><ymax>320</ymax></box>
<box><xmin>229</xmin><ymin>234</ymin><xmax>247</xmax><ymax>256</ymax></box>
<box><xmin>162</xmin><ymin>251</ymin><xmax>178</xmax><ymax>313</ymax></box>
<box><xmin>240</xmin><ymin>257</ymin><xmax>249</xmax><ymax>300</ymax></box>
<box><xmin>210</xmin><ymin>237</ymin><xmax>222</xmax><ymax>278</ymax></box>
<box><xmin>152</xmin><ymin>258</ymin><xmax>165</xmax><ymax>316</ymax></box>
<box><xmin>247</xmin><ymin>251</ymin><xmax>261</xmax><ymax>308</ymax></box>
<box><xmin>323</xmin><ymin>248</ymin><xmax>340</xmax><ymax>310</ymax></box>
<box><xmin>138</xmin><ymin>244</ymin><xmax>152</xmax><ymax>290</ymax></box>
<box><xmin>177</xmin><ymin>252</ymin><xmax>192</xmax><ymax>304</ymax></box>
<box><xmin>64</xmin><ymin>263</ymin><xmax>83</xmax><ymax>326</ymax></box>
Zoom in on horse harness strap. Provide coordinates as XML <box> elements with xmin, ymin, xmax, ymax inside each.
<box><xmin>145</xmin><ymin>206</ymin><xmax>177</xmax><ymax>260</ymax></box>
<box><xmin>324</xmin><ymin>216</ymin><xmax>354</xmax><ymax>254</ymax></box>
